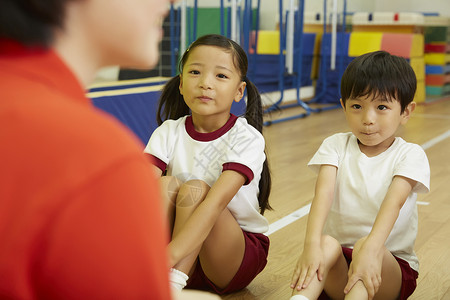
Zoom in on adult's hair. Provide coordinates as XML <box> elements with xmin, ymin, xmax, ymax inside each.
<box><xmin>340</xmin><ymin>50</ymin><xmax>417</xmax><ymax>113</ymax></box>
<box><xmin>157</xmin><ymin>34</ymin><xmax>272</xmax><ymax>214</ymax></box>
<box><xmin>0</xmin><ymin>0</ymin><xmax>70</xmax><ymax>47</ymax></box>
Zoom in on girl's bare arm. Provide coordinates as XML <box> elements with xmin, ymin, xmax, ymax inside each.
<box><xmin>168</xmin><ymin>170</ymin><xmax>246</xmax><ymax>266</ymax></box>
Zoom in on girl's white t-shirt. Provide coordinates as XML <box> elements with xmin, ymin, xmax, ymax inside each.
<box><xmin>145</xmin><ymin>115</ymin><xmax>269</xmax><ymax>233</ymax></box>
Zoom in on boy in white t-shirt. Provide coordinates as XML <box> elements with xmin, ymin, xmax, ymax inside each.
<box><xmin>290</xmin><ymin>51</ymin><xmax>430</xmax><ymax>300</ymax></box>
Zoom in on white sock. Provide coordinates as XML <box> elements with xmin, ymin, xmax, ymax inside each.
<box><xmin>169</xmin><ymin>268</ymin><xmax>189</xmax><ymax>291</ymax></box>
<box><xmin>290</xmin><ymin>295</ymin><xmax>310</xmax><ymax>300</ymax></box>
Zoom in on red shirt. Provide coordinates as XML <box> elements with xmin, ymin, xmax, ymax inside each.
<box><xmin>0</xmin><ymin>40</ymin><xmax>171</xmax><ymax>299</ymax></box>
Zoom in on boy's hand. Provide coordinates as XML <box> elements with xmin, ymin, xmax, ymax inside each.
<box><xmin>290</xmin><ymin>246</ymin><xmax>324</xmax><ymax>291</ymax></box>
<box><xmin>344</xmin><ymin>245</ymin><xmax>383</xmax><ymax>300</ymax></box>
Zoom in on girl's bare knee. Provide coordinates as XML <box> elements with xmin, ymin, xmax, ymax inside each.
<box><xmin>176</xmin><ymin>179</ymin><xmax>210</xmax><ymax>207</ymax></box>
<box><xmin>160</xmin><ymin>175</ymin><xmax>182</xmax><ymax>191</ymax></box>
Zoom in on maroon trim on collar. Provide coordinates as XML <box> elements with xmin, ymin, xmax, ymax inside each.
<box><xmin>223</xmin><ymin>162</ymin><xmax>254</xmax><ymax>185</ymax></box>
<box><xmin>185</xmin><ymin>114</ymin><xmax>238</xmax><ymax>142</ymax></box>
<box><xmin>146</xmin><ymin>153</ymin><xmax>167</xmax><ymax>171</ymax></box>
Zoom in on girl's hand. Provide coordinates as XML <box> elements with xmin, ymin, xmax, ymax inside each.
<box><xmin>290</xmin><ymin>245</ymin><xmax>324</xmax><ymax>291</ymax></box>
<box><xmin>344</xmin><ymin>245</ymin><xmax>383</xmax><ymax>300</ymax></box>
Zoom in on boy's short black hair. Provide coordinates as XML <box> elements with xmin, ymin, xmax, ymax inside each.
<box><xmin>0</xmin><ymin>0</ymin><xmax>72</xmax><ymax>47</ymax></box>
<box><xmin>340</xmin><ymin>50</ymin><xmax>417</xmax><ymax>113</ymax></box>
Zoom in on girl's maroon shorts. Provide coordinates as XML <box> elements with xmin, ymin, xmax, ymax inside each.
<box><xmin>186</xmin><ymin>230</ymin><xmax>269</xmax><ymax>295</ymax></box>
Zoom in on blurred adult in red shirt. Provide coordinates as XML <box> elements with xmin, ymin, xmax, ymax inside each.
<box><xmin>0</xmin><ymin>0</ymin><xmax>172</xmax><ymax>299</ymax></box>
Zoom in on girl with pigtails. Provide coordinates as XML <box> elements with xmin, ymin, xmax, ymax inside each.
<box><xmin>144</xmin><ymin>34</ymin><xmax>272</xmax><ymax>295</ymax></box>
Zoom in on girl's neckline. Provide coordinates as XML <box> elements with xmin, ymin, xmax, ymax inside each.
<box><xmin>185</xmin><ymin>114</ymin><xmax>238</xmax><ymax>142</ymax></box>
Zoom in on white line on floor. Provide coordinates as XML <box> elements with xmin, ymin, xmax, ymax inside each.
<box><xmin>265</xmin><ymin>204</ymin><xmax>311</xmax><ymax>236</ymax></box>
<box><xmin>266</xmin><ymin>130</ymin><xmax>450</xmax><ymax>236</ymax></box>
<box><xmin>421</xmin><ymin>129</ymin><xmax>450</xmax><ymax>150</ymax></box>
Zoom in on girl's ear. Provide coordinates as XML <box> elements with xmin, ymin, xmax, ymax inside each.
<box><xmin>401</xmin><ymin>101</ymin><xmax>416</xmax><ymax>125</ymax></box>
<box><xmin>340</xmin><ymin>98</ymin><xmax>345</xmax><ymax>110</ymax></box>
<box><xmin>178</xmin><ymin>75</ymin><xmax>183</xmax><ymax>95</ymax></box>
<box><xmin>234</xmin><ymin>81</ymin><xmax>246</xmax><ymax>102</ymax></box>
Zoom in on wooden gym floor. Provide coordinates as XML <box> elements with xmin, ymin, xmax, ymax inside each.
<box><xmin>222</xmin><ymin>96</ymin><xmax>450</xmax><ymax>300</ymax></box>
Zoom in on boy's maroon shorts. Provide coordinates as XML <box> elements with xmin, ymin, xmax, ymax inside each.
<box><xmin>318</xmin><ymin>247</ymin><xmax>418</xmax><ymax>300</ymax></box>
<box><xmin>186</xmin><ymin>230</ymin><xmax>269</xmax><ymax>295</ymax></box>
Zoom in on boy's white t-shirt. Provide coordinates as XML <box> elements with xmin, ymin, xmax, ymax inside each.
<box><xmin>144</xmin><ymin>114</ymin><xmax>269</xmax><ymax>233</ymax></box>
<box><xmin>308</xmin><ymin>132</ymin><xmax>430</xmax><ymax>271</ymax></box>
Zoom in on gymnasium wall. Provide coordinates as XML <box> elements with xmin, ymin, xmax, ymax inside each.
<box><xmin>259</xmin><ymin>0</ymin><xmax>449</xmax><ymax>30</ymax></box>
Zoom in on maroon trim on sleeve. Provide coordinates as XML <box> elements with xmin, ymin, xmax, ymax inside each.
<box><xmin>185</xmin><ymin>114</ymin><xmax>238</xmax><ymax>141</ymax></box>
<box><xmin>146</xmin><ymin>153</ymin><xmax>167</xmax><ymax>171</ymax></box>
<box><xmin>222</xmin><ymin>162</ymin><xmax>254</xmax><ymax>185</ymax></box>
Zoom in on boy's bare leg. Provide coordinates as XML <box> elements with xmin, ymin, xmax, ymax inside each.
<box><xmin>344</xmin><ymin>237</ymin><xmax>402</xmax><ymax>300</ymax></box>
<box><xmin>291</xmin><ymin>235</ymin><xmax>348</xmax><ymax>300</ymax></box>
<box><xmin>344</xmin><ymin>280</ymin><xmax>369</xmax><ymax>300</ymax></box>
<box><xmin>321</xmin><ymin>248</ymin><xmax>349</xmax><ymax>299</ymax></box>
<box><xmin>372</xmin><ymin>251</ymin><xmax>402</xmax><ymax>300</ymax></box>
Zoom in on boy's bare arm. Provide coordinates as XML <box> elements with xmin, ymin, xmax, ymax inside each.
<box><xmin>305</xmin><ymin>165</ymin><xmax>338</xmax><ymax>245</ymax></box>
<box><xmin>291</xmin><ymin>164</ymin><xmax>337</xmax><ymax>290</ymax></box>
<box><xmin>345</xmin><ymin>175</ymin><xmax>417</xmax><ymax>297</ymax></box>
<box><xmin>366</xmin><ymin>175</ymin><xmax>416</xmax><ymax>247</ymax></box>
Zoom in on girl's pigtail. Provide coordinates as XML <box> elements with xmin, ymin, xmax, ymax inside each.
<box><xmin>244</xmin><ymin>78</ymin><xmax>272</xmax><ymax>214</ymax></box>
<box><xmin>157</xmin><ymin>76</ymin><xmax>190</xmax><ymax>125</ymax></box>
<box><xmin>243</xmin><ymin>79</ymin><xmax>263</xmax><ymax>132</ymax></box>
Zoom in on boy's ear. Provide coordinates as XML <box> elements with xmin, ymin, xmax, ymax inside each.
<box><xmin>401</xmin><ymin>101</ymin><xmax>416</xmax><ymax>124</ymax></box>
<box><xmin>234</xmin><ymin>81</ymin><xmax>246</xmax><ymax>103</ymax></box>
<box><xmin>340</xmin><ymin>98</ymin><xmax>345</xmax><ymax>110</ymax></box>
<box><xmin>178</xmin><ymin>75</ymin><xmax>183</xmax><ymax>95</ymax></box>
